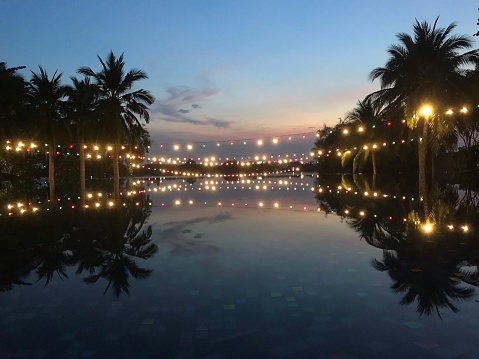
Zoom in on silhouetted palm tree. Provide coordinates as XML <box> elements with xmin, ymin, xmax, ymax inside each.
<box><xmin>369</xmin><ymin>18</ymin><xmax>478</xmax><ymax>215</ymax></box>
<box><xmin>65</xmin><ymin>77</ymin><xmax>99</xmax><ymax>205</ymax></box>
<box><xmin>345</xmin><ymin>98</ymin><xmax>388</xmax><ymax>175</ymax></box>
<box><xmin>77</xmin><ymin>52</ymin><xmax>154</xmax><ymax>202</ymax></box>
<box><xmin>27</xmin><ymin>66</ymin><xmax>69</xmax><ymax>202</ymax></box>
<box><xmin>0</xmin><ymin>62</ymin><xmax>28</xmax><ymax>141</ymax></box>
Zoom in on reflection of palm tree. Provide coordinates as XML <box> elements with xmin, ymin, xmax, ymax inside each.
<box><xmin>315</xmin><ymin>177</ymin><xmax>479</xmax><ymax>317</ymax></box>
<box><xmin>372</xmin><ymin>249</ymin><xmax>474</xmax><ymax>318</ymax></box>
<box><xmin>0</xmin><ymin>209</ymin><xmax>75</xmax><ymax>287</ymax></box>
<box><xmin>72</xmin><ymin>194</ymin><xmax>158</xmax><ymax>297</ymax></box>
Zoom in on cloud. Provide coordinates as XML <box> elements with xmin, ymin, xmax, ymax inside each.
<box><xmin>151</xmin><ymin>86</ymin><xmax>235</xmax><ymax>128</ymax></box>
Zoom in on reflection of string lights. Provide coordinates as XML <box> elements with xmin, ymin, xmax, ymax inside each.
<box><xmin>1</xmin><ymin>191</ymin><xmax>151</xmax><ymax>216</ymax></box>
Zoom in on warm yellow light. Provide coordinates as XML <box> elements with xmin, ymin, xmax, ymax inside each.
<box><xmin>423</xmin><ymin>223</ymin><xmax>433</xmax><ymax>233</ymax></box>
<box><xmin>273</xmin><ymin>138</ymin><xmax>278</xmax><ymax>144</ymax></box>
<box><xmin>460</xmin><ymin>107</ymin><xmax>468</xmax><ymax>114</ymax></box>
<box><xmin>363</xmin><ymin>145</ymin><xmax>368</xmax><ymax>150</ymax></box>
<box><xmin>257</xmin><ymin>140</ymin><xmax>263</xmax><ymax>146</ymax></box>
<box><xmin>359</xmin><ymin>211</ymin><xmax>365</xmax><ymax>216</ymax></box>
<box><xmin>358</xmin><ymin>127</ymin><xmax>364</xmax><ymax>133</ymax></box>
<box><xmin>108</xmin><ymin>201</ymin><xmax>114</xmax><ymax>207</ymax></box>
<box><xmin>107</xmin><ymin>146</ymin><xmax>113</xmax><ymax>151</ymax></box>
<box><xmin>95</xmin><ymin>202</ymin><xmax>100</xmax><ymax>208</ymax></box>
<box><xmin>419</xmin><ymin>105</ymin><xmax>433</xmax><ymax>118</ymax></box>
<box><xmin>343</xmin><ymin>129</ymin><xmax>349</xmax><ymax>134</ymax></box>
<box><xmin>173</xmin><ymin>145</ymin><xmax>180</xmax><ymax>150</ymax></box>
<box><xmin>446</xmin><ymin>109</ymin><xmax>453</xmax><ymax>115</ymax></box>
<box><xmin>462</xmin><ymin>225</ymin><xmax>469</xmax><ymax>232</ymax></box>
<box><xmin>94</xmin><ymin>145</ymin><xmax>99</xmax><ymax>151</ymax></box>
<box><xmin>274</xmin><ymin>202</ymin><xmax>279</xmax><ymax>208</ymax></box>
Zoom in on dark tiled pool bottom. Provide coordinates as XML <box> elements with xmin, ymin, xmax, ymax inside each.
<box><xmin>1</xmin><ymin>207</ymin><xmax>479</xmax><ymax>358</ymax></box>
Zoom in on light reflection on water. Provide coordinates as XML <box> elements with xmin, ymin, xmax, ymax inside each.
<box><xmin>1</xmin><ymin>174</ymin><xmax>479</xmax><ymax>358</ymax></box>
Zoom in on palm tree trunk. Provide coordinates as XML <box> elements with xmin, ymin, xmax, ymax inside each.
<box><xmin>372</xmin><ymin>149</ymin><xmax>377</xmax><ymax>175</ymax></box>
<box><xmin>418</xmin><ymin>119</ymin><xmax>429</xmax><ymax>220</ymax></box>
<box><xmin>48</xmin><ymin>143</ymin><xmax>55</xmax><ymax>203</ymax></box>
<box><xmin>80</xmin><ymin>143</ymin><xmax>86</xmax><ymax>207</ymax></box>
<box><xmin>113</xmin><ymin>141</ymin><xmax>121</xmax><ymax>203</ymax></box>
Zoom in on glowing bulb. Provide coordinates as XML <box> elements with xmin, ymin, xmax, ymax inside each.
<box><xmin>257</xmin><ymin>140</ymin><xmax>263</xmax><ymax>146</ymax></box>
<box><xmin>420</xmin><ymin>105</ymin><xmax>433</xmax><ymax>118</ymax></box>
<box><xmin>423</xmin><ymin>223</ymin><xmax>433</xmax><ymax>233</ymax></box>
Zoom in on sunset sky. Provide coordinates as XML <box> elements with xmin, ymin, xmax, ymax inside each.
<box><xmin>2</xmin><ymin>0</ymin><xmax>478</xmax><ymax>158</ymax></box>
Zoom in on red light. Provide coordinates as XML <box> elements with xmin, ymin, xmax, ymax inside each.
<box><xmin>387</xmin><ymin>122</ymin><xmax>391</xmax><ymax>126</ymax></box>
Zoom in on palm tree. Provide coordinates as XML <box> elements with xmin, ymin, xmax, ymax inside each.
<box><xmin>65</xmin><ymin>77</ymin><xmax>99</xmax><ymax>206</ymax></box>
<box><xmin>369</xmin><ymin>18</ymin><xmax>478</xmax><ymax>218</ymax></box>
<box><xmin>27</xmin><ymin>67</ymin><xmax>69</xmax><ymax>202</ymax></box>
<box><xmin>77</xmin><ymin>52</ymin><xmax>154</xmax><ymax>202</ymax></box>
<box><xmin>0</xmin><ymin>62</ymin><xmax>28</xmax><ymax>141</ymax></box>
<box><xmin>345</xmin><ymin>98</ymin><xmax>388</xmax><ymax>175</ymax></box>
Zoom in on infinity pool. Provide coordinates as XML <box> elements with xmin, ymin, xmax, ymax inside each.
<box><xmin>1</xmin><ymin>176</ymin><xmax>479</xmax><ymax>358</ymax></box>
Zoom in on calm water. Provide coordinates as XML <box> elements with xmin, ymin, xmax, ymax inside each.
<box><xmin>1</xmin><ymin>175</ymin><xmax>479</xmax><ymax>358</ymax></box>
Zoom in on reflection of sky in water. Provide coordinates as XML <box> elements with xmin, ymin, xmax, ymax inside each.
<box><xmin>1</xmin><ymin>177</ymin><xmax>479</xmax><ymax>358</ymax></box>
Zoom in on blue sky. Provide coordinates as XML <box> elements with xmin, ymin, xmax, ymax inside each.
<box><xmin>2</xmin><ymin>0</ymin><xmax>478</xmax><ymax>158</ymax></box>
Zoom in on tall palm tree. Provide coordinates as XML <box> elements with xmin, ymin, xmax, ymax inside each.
<box><xmin>65</xmin><ymin>77</ymin><xmax>99</xmax><ymax>206</ymax></box>
<box><xmin>27</xmin><ymin>67</ymin><xmax>69</xmax><ymax>202</ymax></box>
<box><xmin>369</xmin><ymin>18</ymin><xmax>478</xmax><ymax>218</ymax></box>
<box><xmin>77</xmin><ymin>52</ymin><xmax>154</xmax><ymax>202</ymax></box>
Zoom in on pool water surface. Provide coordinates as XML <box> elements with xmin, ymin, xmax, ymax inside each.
<box><xmin>1</xmin><ymin>176</ymin><xmax>479</xmax><ymax>358</ymax></box>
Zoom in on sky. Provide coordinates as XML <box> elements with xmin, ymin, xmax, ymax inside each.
<box><xmin>2</xmin><ymin>0</ymin><xmax>479</xmax><ymax>159</ymax></box>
